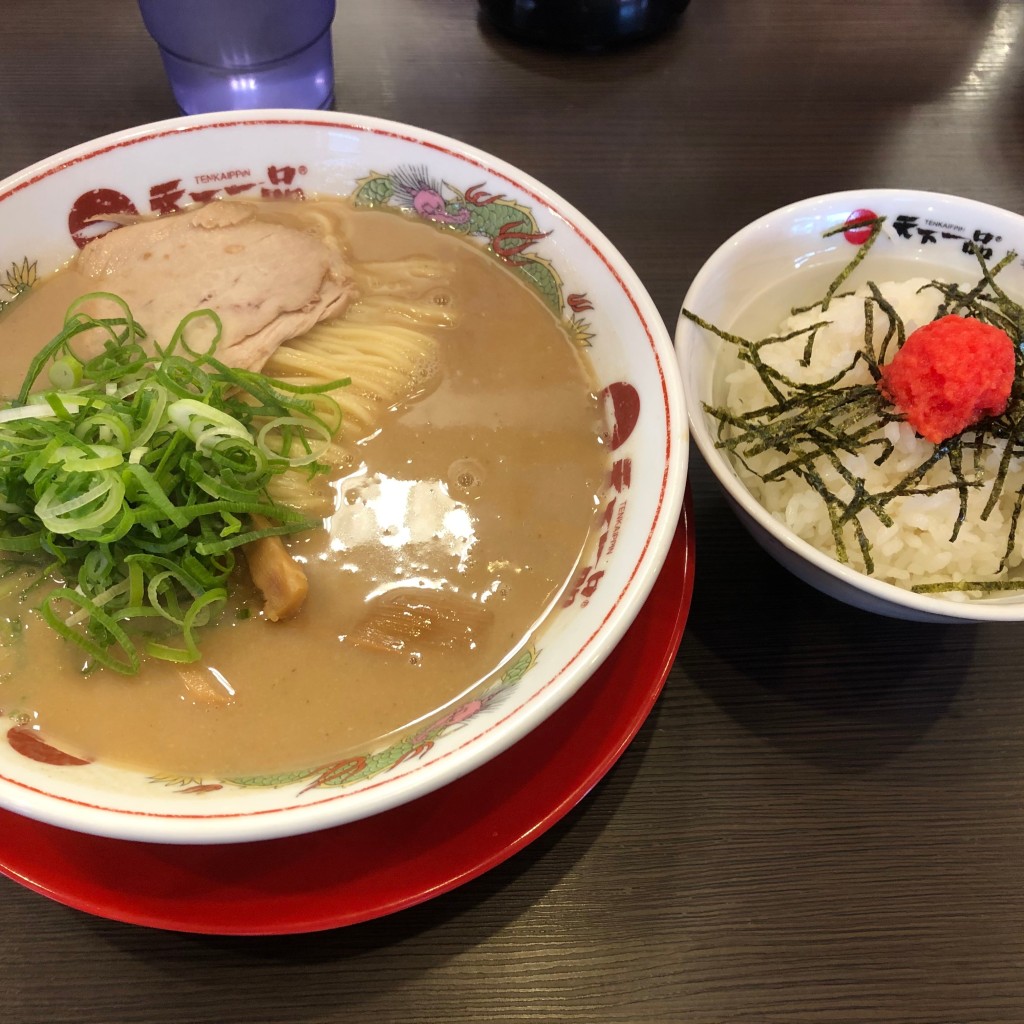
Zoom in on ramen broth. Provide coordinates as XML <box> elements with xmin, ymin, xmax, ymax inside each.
<box><xmin>0</xmin><ymin>201</ymin><xmax>608</xmax><ymax>777</ymax></box>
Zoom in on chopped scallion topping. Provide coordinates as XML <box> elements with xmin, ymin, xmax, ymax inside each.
<box><xmin>0</xmin><ymin>294</ymin><xmax>349</xmax><ymax>673</ymax></box>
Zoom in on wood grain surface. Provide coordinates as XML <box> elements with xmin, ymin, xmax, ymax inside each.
<box><xmin>1</xmin><ymin>1</ymin><xmax>1023</xmax><ymax>1021</ymax></box>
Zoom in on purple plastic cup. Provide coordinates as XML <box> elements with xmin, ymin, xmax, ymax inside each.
<box><xmin>138</xmin><ymin>0</ymin><xmax>336</xmax><ymax>115</ymax></box>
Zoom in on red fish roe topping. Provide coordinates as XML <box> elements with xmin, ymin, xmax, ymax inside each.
<box><xmin>878</xmin><ymin>314</ymin><xmax>1016</xmax><ymax>444</ymax></box>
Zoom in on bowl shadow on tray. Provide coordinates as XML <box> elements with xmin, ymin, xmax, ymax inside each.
<box><xmin>83</xmin><ymin>710</ymin><xmax>659</xmax><ymax>960</ymax></box>
<box><xmin>682</xmin><ymin>456</ymin><xmax>979</xmax><ymax>775</ymax></box>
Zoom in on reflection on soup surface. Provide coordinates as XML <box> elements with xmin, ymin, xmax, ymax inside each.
<box><xmin>0</xmin><ymin>199</ymin><xmax>609</xmax><ymax>777</ymax></box>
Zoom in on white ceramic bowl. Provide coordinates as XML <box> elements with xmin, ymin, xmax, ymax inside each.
<box><xmin>677</xmin><ymin>187</ymin><xmax>1024</xmax><ymax>624</ymax></box>
<box><xmin>0</xmin><ymin>111</ymin><xmax>687</xmax><ymax>843</ymax></box>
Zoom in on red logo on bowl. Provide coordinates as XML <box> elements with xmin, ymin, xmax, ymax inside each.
<box><xmin>68</xmin><ymin>188</ymin><xmax>139</xmax><ymax>249</ymax></box>
<box><xmin>843</xmin><ymin>209</ymin><xmax>877</xmax><ymax>245</ymax></box>
<box><xmin>562</xmin><ymin>382</ymin><xmax>639</xmax><ymax>610</ymax></box>
<box><xmin>602</xmin><ymin>382</ymin><xmax>640</xmax><ymax>451</ymax></box>
<box><xmin>7</xmin><ymin>725</ymin><xmax>91</xmax><ymax>766</ymax></box>
<box><xmin>66</xmin><ymin>165</ymin><xmax>309</xmax><ymax>249</ymax></box>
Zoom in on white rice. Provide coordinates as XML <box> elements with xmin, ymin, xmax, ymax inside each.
<box><xmin>722</xmin><ymin>279</ymin><xmax>1024</xmax><ymax>597</ymax></box>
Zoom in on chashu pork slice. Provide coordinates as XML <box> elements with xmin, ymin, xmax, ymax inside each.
<box><xmin>76</xmin><ymin>201</ymin><xmax>355</xmax><ymax>372</ymax></box>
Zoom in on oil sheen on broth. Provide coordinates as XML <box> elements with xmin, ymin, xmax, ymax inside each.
<box><xmin>0</xmin><ymin>201</ymin><xmax>609</xmax><ymax>777</ymax></box>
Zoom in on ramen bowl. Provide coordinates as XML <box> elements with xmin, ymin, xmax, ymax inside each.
<box><xmin>0</xmin><ymin>111</ymin><xmax>686</xmax><ymax>843</ymax></box>
<box><xmin>677</xmin><ymin>188</ymin><xmax>1024</xmax><ymax>624</ymax></box>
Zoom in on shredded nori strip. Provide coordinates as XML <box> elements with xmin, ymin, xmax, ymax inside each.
<box><xmin>682</xmin><ymin>216</ymin><xmax>1024</xmax><ymax>595</ymax></box>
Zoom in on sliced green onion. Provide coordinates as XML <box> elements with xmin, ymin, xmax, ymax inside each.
<box><xmin>257</xmin><ymin>416</ymin><xmax>333</xmax><ymax>466</ymax></box>
<box><xmin>38</xmin><ymin>587</ymin><xmax>140</xmax><ymax>675</ymax></box>
<box><xmin>0</xmin><ymin>293</ymin><xmax>349</xmax><ymax>673</ymax></box>
<box><xmin>49</xmin><ymin>356</ymin><xmax>83</xmax><ymax>390</ymax></box>
<box><xmin>0</xmin><ymin>404</ymin><xmax>58</xmax><ymax>425</ymax></box>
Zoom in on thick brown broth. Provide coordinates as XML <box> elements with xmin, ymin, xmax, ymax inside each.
<box><xmin>0</xmin><ymin>202</ymin><xmax>608</xmax><ymax>777</ymax></box>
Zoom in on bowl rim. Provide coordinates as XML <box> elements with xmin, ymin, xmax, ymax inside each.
<box><xmin>0</xmin><ymin>109</ymin><xmax>689</xmax><ymax>843</ymax></box>
<box><xmin>678</xmin><ymin>186</ymin><xmax>1024</xmax><ymax>622</ymax></box>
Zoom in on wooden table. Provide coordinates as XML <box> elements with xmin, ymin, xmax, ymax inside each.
<box><xmin>1</xmin><ymin>1</ymin><xmax>1023</xmax><ymax>1021</ymax></box>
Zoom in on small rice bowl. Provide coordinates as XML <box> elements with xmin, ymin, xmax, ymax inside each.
<box><xmin>719</xmin><ymin>278</ymin><xmax>1024</xmax><ymax>598</ymax></box>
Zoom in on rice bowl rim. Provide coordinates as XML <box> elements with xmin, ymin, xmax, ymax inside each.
<box><xmin>679</xmin><ymin>187</ymin><xmax>1024</xmax><ymax>622</ymax></box>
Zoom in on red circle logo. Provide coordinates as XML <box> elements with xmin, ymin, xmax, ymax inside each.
<box><xmin>601</xmin><ymin>381</ymin><xmax>640</xmax><ymax>451</ymax></box>
<box><xmin>68</xmin><ymin>188</ymin><xmax>138</xmax><ymax>249</ymax></box>
<box><xmin>843</xmin><ymin>208</ymin><xmax>877</xmax><ymax>245</ymax></box>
